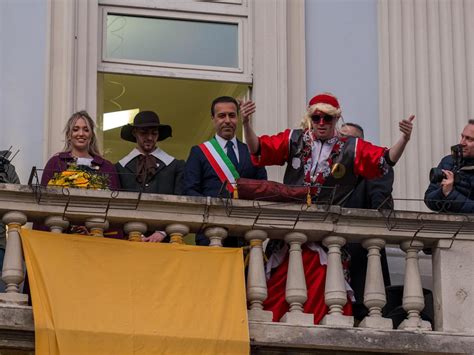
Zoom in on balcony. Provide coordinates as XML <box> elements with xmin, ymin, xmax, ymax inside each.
<box><xmin>0</xmin><ymin>183</ymin><xmax>473</xmax><ymax>354</ymax></box>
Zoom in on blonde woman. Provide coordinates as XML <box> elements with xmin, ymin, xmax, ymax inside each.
<box><xmin>41</xmin><ymin>111</ymin><xmax>119</xmax><ymax>189</ymax></box>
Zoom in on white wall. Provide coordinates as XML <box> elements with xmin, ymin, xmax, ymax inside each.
<box><xmin>0</xmin><ymin>0</ymin><xmax>47</xmax><ymax>183</ymax></box>
<box><xmin>305</xmin><ymin>0</ymin><xmax>379</xmax><ymax>144</ymax></box>
<box><xmin>378</xmin><ymin>0</ymin><xmax>474</xmax><ymax>211</ymax></box>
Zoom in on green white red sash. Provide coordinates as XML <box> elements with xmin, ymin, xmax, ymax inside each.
<box><xmin>199</xmin><ymin>138</ymin><xmax>240</xmax><ymax>193</ymax></box>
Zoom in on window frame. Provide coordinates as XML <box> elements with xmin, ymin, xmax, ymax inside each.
<box><xmin>98</xmin><ymin>0</ymin><xmax>248</xmax><ymax>16</ymax></box>
<box><xmin>99</xmin><ymin>6</ymin><xmax>251</xmax><ymax>84</ymax></box>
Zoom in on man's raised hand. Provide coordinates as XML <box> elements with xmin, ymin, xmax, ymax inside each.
<box><xmin>238</xmin><ymin>99</ymin><xmax>256</xmax><ymax>125</ymax></box>
<box><xmin>399</xmin><ymin>115</ymin><xmax>415</xmax><ymax>141</ymax></box>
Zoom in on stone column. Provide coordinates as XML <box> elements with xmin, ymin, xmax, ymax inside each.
<box><xmin>280</xmin><ymin>232</ymin><xmax>313</xmax><ymax>325</ymax></box>
<box><xmin>85</xmin><ymin>217</ymin><xmax>109</xmax><ymax>238</ymax></box>
<box><xmin>204</xmin><ymin>227</ymin><xmax>227</xmax><ymax>247</ymax></box>
<box><xmin>123</xmin><ymin>222</ymin><xmax>147</xmax><ymax>242</ymax></box>
<box><xmin>433</xmin><ymin>239</ymin><xmax>474</xmax><ymax>333</ymax></box>
<box><xmin>320</xmin><ymin>235</ymin><xmax>353</xmax><ymax>327</ymax></box>
<box><xmin>359</xmin><ymin>238</ymin><xmax>393</xmax><ymax>329</ymax></box>
<box><xmin>398</xmin><ymin>240</ymin><xmax>432</xmax><ymax>330</ymax></box>
<box><xmin>245</xmin><ymin>230</ymin><xmax>273</xmax><ymax>322</ymax></box>
<box><xmin>0</xmin><ymin>211</ymin><xmax>28</xmax><ymax>305</ymax></box>
<box><xmin>166</xmin><ymin>223</ymin><xmax>190</xmax><ymax>245</ymax></box>
<box><xmin>44</xmin><ymin>216</ymin><xmax>70</xmax><ymax>233</ymax></box>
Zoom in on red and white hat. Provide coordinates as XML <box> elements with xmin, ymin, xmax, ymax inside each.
<box><xmin>308</xmin><ymin>93</ymin><xmax>342</xmax><ymax>118</ymax></box>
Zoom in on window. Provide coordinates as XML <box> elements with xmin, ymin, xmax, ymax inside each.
<box><xmin>97</xmin><ymin>73</ymin><xmax>249</xmax><ymax>162</ymax></box>
<box><xmin>106</xmin><ymin>14</ymin><xmax>239</xmax><ymax>69</ymax></box>
<box><xmin>97</xmin><ymin>2</ymin><xmax>251</xmax><ymax>164</ymax></box>
<box><xmin>99</xmin><ymin>6</ymin><xmax>251</xmax><ymax>83</ymax></box>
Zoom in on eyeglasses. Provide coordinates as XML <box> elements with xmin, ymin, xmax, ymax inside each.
<box><xmin>311</xmin><ymin>114</ymin><xmax>334</xmax><ymax>124</ymax></box>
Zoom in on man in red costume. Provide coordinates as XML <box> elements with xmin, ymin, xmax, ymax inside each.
<box><xmin>241</xmin><ymin>93</ymin><xmax>415</xmax><ymax>324</ymax></box>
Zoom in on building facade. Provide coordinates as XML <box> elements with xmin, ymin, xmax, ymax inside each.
<box><xmin>1</xmin><ymin>0</ymin><xmax>472</xmax><ymax>211</ymax></box>
<box><xmin>0</xmin><ymin>1</ymin><xmax>474</xmax><ymax>352</ymax></box>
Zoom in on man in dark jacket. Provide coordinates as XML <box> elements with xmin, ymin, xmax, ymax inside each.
<box><xmin>340</xmin><ymin>123</ymin><xmax>394</xmax><ymax>209</ymax></box>
<box><xmin>116</xmin><ymin>111</ymin><xmax>184</xmax><ymax>242</ymax></box>
<box><xmin>425</xmin><ymin>120</ymin><xmax>474</xmax><ymax>213</ymax></box>
<box><xmin>183</xmin><ymin>96</ymin><xmax>267</xmax><ymax>246</ymax></box>
<box><xmin>340</xmin><ymin>123</ymin><xmax>392</xmax><ymax>321</ymax></box>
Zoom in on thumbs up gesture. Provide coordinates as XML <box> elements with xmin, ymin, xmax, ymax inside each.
<box><xmin>400</xmin><ymin>115</ymin><xmax>415</xmax><ymax>141</ymax></box>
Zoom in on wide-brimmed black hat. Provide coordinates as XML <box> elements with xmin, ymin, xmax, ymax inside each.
<box><xmin>120</xmin><ymin>111</ymin><xmax>172</xmax><ymax>142</ymax></box>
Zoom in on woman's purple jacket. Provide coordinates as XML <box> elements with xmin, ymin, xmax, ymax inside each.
<box><xmin>41</xmin><ymin>151</ymin><xmax>120</xmax><ymax>190</ymax></box>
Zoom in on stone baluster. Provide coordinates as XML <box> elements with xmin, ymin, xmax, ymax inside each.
<box><xmin>44</xmin><ymin>216</ymin><xmax>70</xmax><ymax>233</ymax></box>
<box><xmin>398</xmin><ymin>240</ymin><xmax>432</xmax><ymax>330</ymax></box>
<box><xmin>123</xmin><ymin>222</ymin><xmax>147</xmax><ymax>242</ymax></box>
<box><xmin>85</xmin><ymin>217</ymin><xmax>109</xmax><ymax>238</ymax></box>
<box><xmin>0</xmin><ymin>211</ymin><xmax>28</xmax><ymax>305</ymax></box>
<box><xmin>166</xmin><ymin>223</ymin><xmax>190</xmax><ymax>244</ymax></box>
<box><xmin>245</xmin><ymin>230</ymin><xmax>273</xmax><ymax>322</ymax></box>
<box><xmin>204</xmin><ymin>227</ymin><xmax>227</xmax><ymax>247</ymax></box>
<box><xmin>280</xmin><ymin>232</ymin><xmax>313</xmax><ymax>325</ymax></box>
<box><xmin>320</xmin><ymin>235</ymin><xmax>353</xmax><ymax>327</ymax></box>
<box><xmin>359</xmin><ymin>238</ymin><xmax>393</xmax><ymax>329</ymax></box>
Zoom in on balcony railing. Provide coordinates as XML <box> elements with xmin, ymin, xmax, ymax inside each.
<box><xmin>0</xmin><ymin>183</ymin><xmax>473</xmax><ymax>354</ymax></box>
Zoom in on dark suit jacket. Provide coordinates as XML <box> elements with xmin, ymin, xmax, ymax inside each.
<box><xmin>183</xmin><ymin>138</ymin><xmax>267</xmax><ymax>246</ymax></box>
<box><xmin>115</xmin><ymin>149</ymin><xmax>184</xmax><ymax>195</ymax></box>
<box><xmin>424</xmin><ymin>155</ymin><xmax>474</xmax><ymax>213</ymax></box>
<box><xmin>343</xmin><ymin>167</ymin><xmax>394</xmax><ymax>209</ymax></box>
<box><xmin>183</xmin><ymin>139</ymin><xmax>267</xmax><ymax>198</ymax></box>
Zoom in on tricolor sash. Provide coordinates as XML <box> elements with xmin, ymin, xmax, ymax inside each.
<box><xmin>199</xmin><ymin>138</ymin><xmax>240</xmax><ymax>193</ymax></box>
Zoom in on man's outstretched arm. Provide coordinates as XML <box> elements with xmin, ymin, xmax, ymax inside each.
<box><xmin>388</xmin><ymin>115</ymin><xmax>415</xmax><ymax>164</ymax></box>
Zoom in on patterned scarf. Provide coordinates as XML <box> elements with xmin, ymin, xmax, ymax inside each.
<box><xmin>136</xmin><ymin>154</ymin><xmax>158</xmax><ymax>184</ymax></box>
<box><xmin>300</xmin><ymin>129</ymin><xmax>347</xmax><ymax>195</ymax></box>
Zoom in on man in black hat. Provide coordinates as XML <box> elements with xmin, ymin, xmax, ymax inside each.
<box><xmin>116</xmin><ymin>111</ymin><xmax>184</xmax><ymax>242</ymax></box>
<box><xmin>116</xmin><ymin>110</ymin><xmax>184</xmax><ymax>196</ymax></box>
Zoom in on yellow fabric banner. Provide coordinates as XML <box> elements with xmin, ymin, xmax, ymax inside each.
<box><xmin>21</xmin><ymin>229</ymin><xmax>249</xmax><ymax>355</ymax></box>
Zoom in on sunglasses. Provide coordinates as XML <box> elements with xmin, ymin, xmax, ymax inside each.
<box><xmin>311</xmin><ymin>114</ymin><xmax>334</xmax><ymax>124</ymax></box>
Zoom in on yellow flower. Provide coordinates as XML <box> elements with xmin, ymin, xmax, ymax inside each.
<box><xmin>74</xmin><ymin>177</ymin><xmax>88</xmax><ymax>185</ymax></box>
<box><xmin>47</xmin><ymin>164</ymin><xmax>109</xmax><ymax>190</ymax></box>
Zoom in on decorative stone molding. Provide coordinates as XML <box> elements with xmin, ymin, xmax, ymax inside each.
<box><xmin>44</xmin><ymin>216</ymin><xmax>70</xmax><ymax>233</ymax></box>
<box><xmin>398</xmin><ymin>240</ymin><xmax>431</xmax><ymax>330</ymax></box>
<box><xmin>85</xmin><ymin>217</ymin><xmax>109</xmax><ymax>238</ymax></box>
<box><xmin>204</xmin><ymin>226</ymin><xmax>228</xmax><ymax>247</ymax></box>
<box><xmin>320</xmin><ymin>235</ymin><xmax>353</xmax><ymax>327</ymax></box>
<box><xmin>359</xmin><ymin>238</ymin><xmax>392</xmax><ymax>329</ymax></box>
<box><xmin>166</xmin><ymin>223</ymin><xmax>190</xmax><ymax>245</ymax></box>
<box><xmin>123</xmin><ymin>221</ymin><xmax>147</xmax><ymax>242</ymax></box>
<box><xmin>245</xmin><ymin>229</ymin><xmax>272</xmax><ymax>322</ymax></box>
<box><xmin>280</xmin><ymin>232</ymin><xmax>313</xmax><ymax>325</ymax></box>
<box><xmin>0</xmin><ymin>211</ymin><xmax>28</xmax><ymax>305</ymax></box>
<box><xmin>0</xmin><ymin>185</ymin><xmax>473</xmax><ymax>334</ymax></box>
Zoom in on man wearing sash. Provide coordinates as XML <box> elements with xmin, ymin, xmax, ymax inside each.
<box><xmin>183</xmin><ymin>96</ymin><xmax>267</xmax><ymax>246</ymax></box>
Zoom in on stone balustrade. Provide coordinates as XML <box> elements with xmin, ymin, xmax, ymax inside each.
<box><xmin>0</xmin><ymin>184</ymin><xmax>473</xmax><ymax>353</ymax></box>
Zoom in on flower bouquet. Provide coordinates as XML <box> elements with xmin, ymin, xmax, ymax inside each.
<box><xmin>47</xmin><ymin>164</ymin><xmax>109</xmax><ymax>189</ymax></box>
